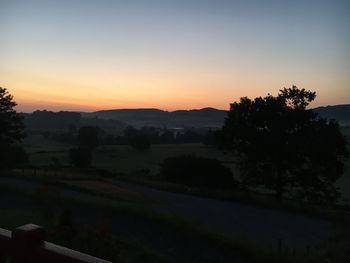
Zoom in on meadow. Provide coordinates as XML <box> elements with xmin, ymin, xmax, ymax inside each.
<box><xmin>23</xmin><ymin>130</ymin><xmax>350</xmax><ymax>204</ymax></box>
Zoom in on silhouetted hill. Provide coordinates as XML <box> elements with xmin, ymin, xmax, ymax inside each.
<box><xmin>23</xmin><ymin>105</ymin><xmax>349</xmax><ymax>130</ymax></box>
<box><xmin>84</xmin><ymin>107</ymin><xmax>227</xmax><ymax>128</ymax></box>
<box><xmin>83</xmin><ymin>105</ymin><xmax>350</xmax><ymax>128</ymax></box>
<box><xmin>314</xmin><ymin>105</ymin><xmax>350</xmax><ymax>126</ymax></box>
<box><xmin>23</xmin><ymin>110</ymin><xmax>126</xmax><ymax>132</ymax></box>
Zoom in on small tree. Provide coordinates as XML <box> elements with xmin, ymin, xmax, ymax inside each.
<box><xmin>0</xmin><ymin>87</ymin><xmax>26</xmax><ymax>168</ymax></box>
<box><xmin>220</xmin><ymin>86</ymin><xmax>348</xmax><ymax>202</ymax></box>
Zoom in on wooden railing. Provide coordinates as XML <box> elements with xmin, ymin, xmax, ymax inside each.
<box><xmin>0</xmin><ymin>224</ymin><xmax>112</xmax><ymax>263</ymax></box>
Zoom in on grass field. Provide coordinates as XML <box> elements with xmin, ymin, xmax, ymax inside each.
<box><xmin>23</xmin><ymin>134</ymin><xmax>234</xmax><ymax>174</ymax></box>
<box><xmin>23</xmin><ymin>132</ymin><xmax>350</xmax><ymax>204</ymax></box>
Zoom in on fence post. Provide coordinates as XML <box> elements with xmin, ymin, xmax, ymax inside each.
<box><xmin>12</xmin><ymin>224</ymin><xmax>45</xmax><ymax>263</ymax></box>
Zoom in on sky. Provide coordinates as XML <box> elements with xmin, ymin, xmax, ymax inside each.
<box><xmin>0</xmin><ymin>0</ymin><xmax>349</xmax><ymax>112</ymax></box>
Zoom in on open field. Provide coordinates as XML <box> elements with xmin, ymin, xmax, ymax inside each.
<box><xmin>23</xmin><ymin>133</ymin><xmax>350</xmax><ymax>204</ymax></box>
<box><xmin>23</xmin><ymin>135</ymin><xmax>233</xmax><ymax>174</ymax></box>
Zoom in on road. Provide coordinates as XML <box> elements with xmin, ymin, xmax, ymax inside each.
<box><xmin>0</xmin><ymin>176</ymin><xmax>333</xmax><ymax>250</ymax></box>
<box><xmin>109</xmin><ymin>179</ymin><xmax>333</xmax><ymax>248</ymax></box>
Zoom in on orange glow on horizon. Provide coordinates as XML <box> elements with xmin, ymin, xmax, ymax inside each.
<box><xmin>3</xmin><ymin>59</ymin><xmax>349</xmax><ymax>113</ymax></box>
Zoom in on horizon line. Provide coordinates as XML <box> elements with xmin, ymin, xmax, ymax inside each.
<box><xmin>18</xmin><ymin>103</ymin><xmax>350</xmax><ymax>114</ymax></box>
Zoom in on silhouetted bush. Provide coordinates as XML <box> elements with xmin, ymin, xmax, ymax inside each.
<box><xmin>129</xmin><ymin>135</ymin><xmax>151</xmax><ymax>151</ymax></box>
<box><xmin>69</xmin><ymin>148</ymin><xmax>92</xmax><ymax>168</ymax></box>
<box><xmin>161</xmin><ymin>155</ymin><xmax>237</xmax><ymax>189</ymax></box>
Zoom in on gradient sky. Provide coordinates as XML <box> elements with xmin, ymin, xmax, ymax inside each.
<box><xmin>1</xmin><ymin>0</ymin><xmax>349</xmax><ymax>112</ymax></box>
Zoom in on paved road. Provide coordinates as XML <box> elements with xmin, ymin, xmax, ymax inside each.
<box><xmin>0</xmin><ymin>177</ymin><xmax>245</xmax><ymax>263</ymax></box>
<box><xmin>0</xmin><ymin>176</ymin><xmax>333</xmax><ymax>249</ymax></box>
<box><xmin>109</xmin><ymin>179</ymin><xmax>333</xmax><ymax>248</ymax></box>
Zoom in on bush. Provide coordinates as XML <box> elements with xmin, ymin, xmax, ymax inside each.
<box><xmin>161</xmin><ymin>155</ymin><xmax>237</xmax><ymax>189</ymax></box>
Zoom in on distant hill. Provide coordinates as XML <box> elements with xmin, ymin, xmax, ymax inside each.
<box><xmin>84</xmin><ymin>108</ymin><xmax>227</xmax><ymax>128</ymax></box>
<box><xmin>23</xmin><ymin>110</ymin><xmax>126</xmax><ymax>132</ymax></box>
<box><xmin>23</xmin><ymin>105</ymin><xmax>349</xmax><ymax>130</ymax></box>
<box><xmin>84</xmin><ymin>105</ymin><xmax>350</xmax><ymax>128</ymax></box>
<box><xmin>314</xmin><ymin>105</ymin><xmax>350</xmax><ymax>126</ymax></box>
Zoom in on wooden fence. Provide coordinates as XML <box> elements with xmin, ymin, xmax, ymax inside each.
<box><xmin>0</xmin><ymin>224</ymin><xmax>112</xmax><ymax>263</ymax></box>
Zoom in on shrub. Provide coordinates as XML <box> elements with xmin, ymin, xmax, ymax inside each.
<box><xmin>161</xmin><ymin>155</ymin><xmax>237</xmax><ymax>189</ymax></box>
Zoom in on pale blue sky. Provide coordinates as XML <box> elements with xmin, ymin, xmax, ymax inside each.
<box><xmin>1</xmin><ymin>0</ymin><xmax>349</xmax><ymax>111</ymax></box>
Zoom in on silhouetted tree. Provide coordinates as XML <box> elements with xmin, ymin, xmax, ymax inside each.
<box><xmin>78</xmin><ymin>126</ymin><xmax>98</xmax><ymax>150</ymax></box>
<box><xmin>161</xmin><ymin>155</ymin><xmax>237</xmax><ymax>189</ymax></box>
<box><xmin>69</xmin><ymin>148</ymin><xmax>92</xmax><ymax>168</ymax></box>
<box><xmin>220</xmin><ymin>86</ymin><xmax>348</xmax><ymax>203</ymax></box>
<box><xmin>0</xmin><ymin>87</ymin><xmax>26</xmax><ymax>168</ymax></box>
<box><xmin>25</xmin><ymin>110</ymin><xmax>81</xmax><ymax>130</ymax></box>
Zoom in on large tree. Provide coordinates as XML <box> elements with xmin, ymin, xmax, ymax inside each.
<box><xmin>220</xmin><ymin>86</ymin><xmax>348</xmax><ymax>203</ymax></box>
<box><xmin>0</xmin><ymin>87</ymin><xmax>26</xmax><ymax>167</ymax></box>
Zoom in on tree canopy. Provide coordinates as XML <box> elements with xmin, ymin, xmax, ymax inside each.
<box><xmin>0</xmin><ymin>87</ymin><xmax>25</xmax><ymax>145</ymax></box>
<box><xmin>220</xmin><ymin>86</ymin><xmax>348</xmax><ymax>203</ymax></box>
<box><xmin>0</xmin><ymin>87</ymin><xmax>26</xmax><ymax>168</ymax></box>
<box><xmin>161</xmin><ymin>155</ymin><xmax>237</xmax><ymax>189</ymax></box>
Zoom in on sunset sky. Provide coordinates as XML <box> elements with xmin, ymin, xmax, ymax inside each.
<box><xmin>1</xmin><ymin>0</ymin><xmax>349</xmax><ymax>112</ymax></box>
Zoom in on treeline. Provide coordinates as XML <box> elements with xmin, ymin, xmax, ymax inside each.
<box><xmin>109</xmin><ymin>126</ymin><xmax>218</xmax><ymax>145</ymax></box>
<box><xmin>40</xmin><ymin>125</ymin><xmax>218</xmax><ymax>146</ymax></box>
<box><xmin>23</xmin><ymin>110</ymin><xmax>125</xmax><ymax>133</ymax></box>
